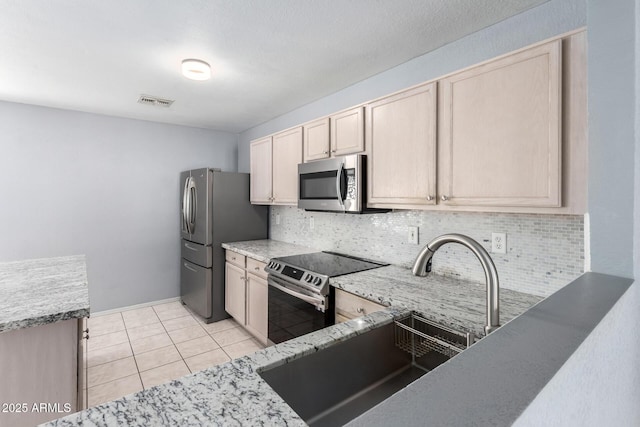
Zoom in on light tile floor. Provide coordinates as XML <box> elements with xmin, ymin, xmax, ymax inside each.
<box><xmin>86</xmin><ymin>302</ymin><xmax>264</xmax><ymax>407</ymax></box>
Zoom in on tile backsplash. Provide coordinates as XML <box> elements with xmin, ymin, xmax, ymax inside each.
<box><xmin>270</xmin><ymin>206</ymin><xmax>585</xmax><ymax>297</ymax></box>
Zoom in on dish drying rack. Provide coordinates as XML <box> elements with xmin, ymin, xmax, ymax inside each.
<box><xmin>394</xmin><ymin>313</ymin><xmax>474</xmax><ymax>359</ymax></box>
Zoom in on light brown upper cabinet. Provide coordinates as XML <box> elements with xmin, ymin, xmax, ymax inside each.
<box><xmin>272</xmin><ymin>127</ymin><xmax>302</xmax><ymax>204</ymax></box>
<box><xmin>250</xmin><ymin>127</ymin><xmax>302</xmax><ymax>205</ymax></box>
<box><xmin>249</xmin><ymin>136</ymin><xmax>273</xmax><ymax>204</ymax></box>
<box><xmin>438</xmin><ymin>40</ymin><xmax>562</xmax><ymax>207</ymax></box>
<box><xmin>366</xmin><ymin>83</ymin><xmax>437</xmax><ymax>208</ymax></box>
<box><xmin>303</xmin><ymin>107</ymin><xmax>365</xmax><ymax>162</ymax></box>
<box><xmin>303</xmin><ymin>117</ymin><xmax>330</xmax><ymax>161</ymax></box>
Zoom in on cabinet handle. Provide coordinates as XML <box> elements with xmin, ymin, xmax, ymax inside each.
<box><xmin>254</xmin><ymin>267</ymin><xmax>260</xmax><ymax>271</ymax></box>
<box><xmin>441</xmin><ymin>195</ymin><xmax>449</xmax><ymax>201</ymax></box>
<box><xmin>323</xmin><ymin>151</ymin><xmax>329</xmax><ymax>154</ymax></box>
<box><xmin>331</xmin><ymin>149</ymin><xmax>337</xmax><ymax>153</ymax></box>
<box><xmin>426</xmin><ymin>195</ymin><xmax>434</xmax><ymax>201</ymax></box>
<box><xmin>356</xmin><ymin>307</ymin><xmax>364</xmax><ymax>314</ymax></box>
<box><xmin>231</xmin><ymin>256</ymin><xmax>236</xmax><ymax>260</ymax></box>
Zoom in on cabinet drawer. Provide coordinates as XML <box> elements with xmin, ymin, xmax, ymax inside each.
<box><xmin>246</xmin><ymin>258</ymin><xmax>268</xmax><ymax>279</ymax></box>
<box><xmin>181</xmin><ymin>240</ymin><xmax>212</xmax><ymax>268</ymax></box>
<box><xmin>335</xmin><ymin>289</ymin><xmax>385</xmax><ymax>319</ymax></box>
<box><xmin>225</xmin><ymin>251</ymin><xmax>246</xmax><ymax>268</ymax></box>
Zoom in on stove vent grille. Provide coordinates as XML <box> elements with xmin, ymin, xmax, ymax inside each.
<box><xmin>137</xmin><ymin>94</ymin><xmax>174</xmax><ymax>108</ymax></box>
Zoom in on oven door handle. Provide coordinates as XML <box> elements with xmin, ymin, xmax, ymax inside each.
<box><xmin>268</xmin><ymin>279</ymin><xmax>326</xmax><ymax>308</ymax></box>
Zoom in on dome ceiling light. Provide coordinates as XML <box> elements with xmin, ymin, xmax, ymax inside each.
<box><xmin>181</xmin><ymin>59</ymin><xmax>211</xmax><ymax>81</ymax></box>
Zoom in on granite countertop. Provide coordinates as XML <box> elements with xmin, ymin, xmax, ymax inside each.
<box><xmin>221</xmin><ymin>239</ymin><xmax>318</xmax><ymax>263</ymax></box>
<box><xmin>44</xmin><ymin>309</ymin><xmax>407</xmax><ymax>427</ymax></box>
<box><xmin>224</xmin><ymin>239</ymin><xmax>542</xmax><ymax>337</ymax></box>
<box><xmin>331</xmin><ymin>265</ymin><xmax>543</xmax><ymax>337</ymax></box>
<box><xmin>0</xmin><ymin>255</ymin><xmax>90</xmax><ymax>333</ymax></box>
<box><xmin>45</xmin><ymin>240</ymin><xmax>543</xmax><ymax>426</ymax></box>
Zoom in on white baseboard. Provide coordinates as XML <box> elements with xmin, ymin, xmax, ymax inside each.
<box><xmin>91</xmin><ymin>296</ymin><xmax>182</xmax><ymax>317</ymax></box>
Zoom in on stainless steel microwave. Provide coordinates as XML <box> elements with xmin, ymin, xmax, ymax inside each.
<box><xmin>298</xmin><ymin>154</ymin><xmax>365</xmax><ymax>213</ymax></box>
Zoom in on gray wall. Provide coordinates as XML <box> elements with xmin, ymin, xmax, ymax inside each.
<box><xmin>0</xmin><ymin>101</ymin><xmax>238</xmax><ymax>311</ymax></box>
<box><xmin>587</xmin><ymin>0</ymin><xmax>636</xmax><ymax>278</ymax></box>
<box><xmin>238</xmin><ymin>0</ymin><xmax>586</xmax><ymax>172</ymax></box>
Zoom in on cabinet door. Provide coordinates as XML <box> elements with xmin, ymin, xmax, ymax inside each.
<box><xmin>225</xmin><ymin>262</ymin><xmax>246</xmax><ymax>324</ymax></box>
<box><xmin>331</xmin><ymin>106</ymin><xmax>364</xmax><ymax>156</ymax></box>
<box><xmin>366</xmin><ymin>83</ymin><xmax>437</xmax><ymax>208</ymax></box>
<box><xmin>272</xmin><ymin>127</ymin><xmax>302</xmax><ymax>205</ymax></box>
<box><xmin>250</xmin><ymin>136</ymin><xmax>273</xmax><ymax>204</ymax></box>
<box><xmin>438</xmin><ymin>40</ymin><xmax>562</xmax><ymax>207</ymax></box>
<box><xmin>245</xmin><ymin>273</ymin><xmax>268</xmax><ymax>345</ymax></box>
<box><xmin>335</xmin><ymin>289</ymin><xmax>385</xmax><ymax>321</ymax></box>
<box><xmin>303</xmin><ymin>118</ymin><xmax>330</xmax><ymax>162</ymax></box>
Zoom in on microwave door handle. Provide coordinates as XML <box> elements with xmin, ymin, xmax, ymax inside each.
<box><xmin>335</xmin><ymin>162</ymin><xmax>346</xmax><ymax>212</ymax></box>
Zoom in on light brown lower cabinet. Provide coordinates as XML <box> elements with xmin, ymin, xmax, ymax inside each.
<box><xmin>0</xmin><ymin>317</ymin><xmax>88</xmax><ymax>427</ymax></box>
<box><xmin>335</xmin><ymin>289</ymin><xmax>385</xmax><ymax>322</ymax></box>
<box><xmin>224</xmin><ymin>251</ymin><xmax>269</xmax><ymax>345</ymax></box>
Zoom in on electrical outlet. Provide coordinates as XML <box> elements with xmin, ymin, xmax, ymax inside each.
<box><xmin>309</xmin><ymin>217</ymin><xmax>314</xmax><ymax>230</ymax></box>
<box><xmin>408</xmin><ymin>226</ymin><xmax>419</xmax><ymax>244</ymax></box>
<box><xmin>275</xmin><ymin>213</ymin><xmax>281</xmax><ymax>225</ymax></box>
<box><xmin>491</xmin><ymin>233</ymin><xmax>507</xmax><ymax>254</ymax></box>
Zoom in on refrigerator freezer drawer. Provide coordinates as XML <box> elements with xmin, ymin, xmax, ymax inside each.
<box><xmin>180</xmin><ymin>259</ymin><xmax>212</xmax><ymax>319</ymax></box>
<box><xmin>181</xmin><ymin>239</ymin><xmax>212</xmax><ymax>268</ymax></box>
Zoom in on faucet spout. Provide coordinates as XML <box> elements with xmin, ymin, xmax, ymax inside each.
<box><xmin>412</xmin><ymin>233</ymin><xmax>500</xmax><ymax>335</ymax></box>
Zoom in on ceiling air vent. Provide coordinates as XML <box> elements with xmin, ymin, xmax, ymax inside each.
<box><xmin>137</xmin><ymin>94</ymin><xmax>174</xmax><ymax>108</ymax></box>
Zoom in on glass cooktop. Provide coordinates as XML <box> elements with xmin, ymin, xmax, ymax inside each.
<box><xmin>271</xmin><ymin>251</ymin><xmax>388</xmax><ymax>278</ymax></box>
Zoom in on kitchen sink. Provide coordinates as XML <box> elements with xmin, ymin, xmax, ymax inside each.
<box><xmin>259</xmin><ymin>314</ymin><xmax>471</xmax><ymax>426</ymax></box>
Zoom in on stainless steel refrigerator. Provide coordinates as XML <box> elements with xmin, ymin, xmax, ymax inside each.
<box><xmin>180</xmin><ymin>168</ymin><xmax>268</xmax><ymax>322</ymax></box>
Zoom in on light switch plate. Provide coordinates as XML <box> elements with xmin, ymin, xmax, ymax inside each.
<box><xmin>275</xmin><ymin>213</ymin><xmax>281</xmax><ymax>225</ymax></box>
<box><xmin>309</xmin><ymin>217</ymin><xmax>314</xmax><ymax>230</ymax></box>
<box><xmin>408</xmin><ymin>226</ymin><xmax>419</xmax><ymax>244</ymax></box>
<box><xmin>491</xmin><ymin>233</ymin><xmax>506</xmax><ymax>254</ymax></box>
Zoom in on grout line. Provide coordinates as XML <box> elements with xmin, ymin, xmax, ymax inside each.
<box><xmin>153</xmin><ymin>304</ymin><xmax>193</xmax><ymax>374</ymax></box>
<box><xmin>121</xmin><ymin>314</ymin><xmax>145</xmax><ymax>392</ymax></box>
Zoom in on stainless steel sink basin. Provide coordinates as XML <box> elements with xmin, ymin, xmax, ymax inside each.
<box><xmin>259</xmin><ymin>316</ymin><xmax>470</xmax><ymax>426</ymax></box>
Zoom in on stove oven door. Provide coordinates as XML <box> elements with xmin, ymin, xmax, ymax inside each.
<box><xmin>267</xmin><ymin>276</ymin><xmax>334</xmax><ymax>344</ymax></box>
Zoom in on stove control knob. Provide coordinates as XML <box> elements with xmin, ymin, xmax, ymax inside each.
<box><xmin>313</xmin><ymin>277</ymin><xmax>322</xmax><ymax>285</ymax></box>
<box><xmin>306</xmin><ymin>275</ymin><xmax>313</xmax><ymax>283</ymax></box>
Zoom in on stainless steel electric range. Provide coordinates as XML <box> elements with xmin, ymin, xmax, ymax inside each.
<box><xmin>265</xmin><ymin>251</ymin><xmax>387</xmax><ymax>344</ymax></box>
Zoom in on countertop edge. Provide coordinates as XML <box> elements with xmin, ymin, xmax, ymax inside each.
<box><xmin>345</xmin><ymin>272</ymin><xmax>634</xmax><ymax>427</ymax></box>
<box><xmin>0</xmin><ymin>308</ymin><xmax>90</xmax><ymax>334</ymax></box>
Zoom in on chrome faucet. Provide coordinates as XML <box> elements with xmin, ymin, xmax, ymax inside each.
<box><xmin>412</xmin><ymin>233</ymin><xmax>500</xmax><ymax>335</ymax></box>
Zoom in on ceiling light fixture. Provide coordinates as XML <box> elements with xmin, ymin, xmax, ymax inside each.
<box><xmin>181</xmin><ymin>59</ymin><xmax>211</xmax><ymax>81</ymax></box>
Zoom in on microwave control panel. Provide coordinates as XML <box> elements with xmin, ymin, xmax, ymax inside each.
<box><xmin>346</xmin><ymin>169</ymin><xmax>356</xmax><ymax>200</ymax></box>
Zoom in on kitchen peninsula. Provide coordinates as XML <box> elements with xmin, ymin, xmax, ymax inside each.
<box><xmin>0</xmin><ymin>255</ymin><xmax>90</xmax><ymax>426</ymax></box>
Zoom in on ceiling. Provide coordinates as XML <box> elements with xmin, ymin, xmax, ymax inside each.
<box><xmin>0</xmin><ymin>0</ymin><xmax>547</xmax><ymax>133</ymax></box>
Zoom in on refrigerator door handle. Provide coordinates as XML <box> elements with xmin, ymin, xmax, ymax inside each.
<box><xmin>188</xmin><ymin>177</ymin><xmax>197</xmax><ymax>234</ymax></box>
<box><xmin>182</xmin><ymin>176</ymin><xmax>191</xmax><ymax>234</ymax></box>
